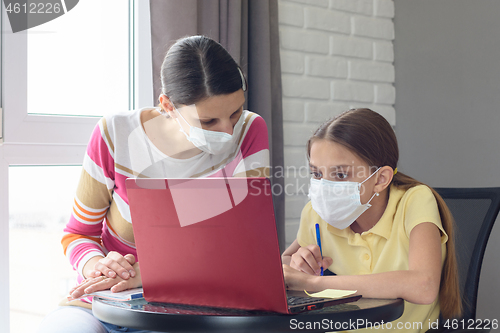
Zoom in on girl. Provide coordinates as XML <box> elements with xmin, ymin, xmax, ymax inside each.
<box><xmin>37</xmin><ymin>35</ymin><xmax>270</xmax><ymax>333</ymax></box>
<box><xmin>282</xmin><ymin>108</ymin><xmax>461</xmax><ymax>332</ymax></box>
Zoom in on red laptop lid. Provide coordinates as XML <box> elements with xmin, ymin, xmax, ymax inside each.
<box><xmin>126</xmin><ymin>177</ymin><xmax>289</xmax><ymax>313</ymax></box>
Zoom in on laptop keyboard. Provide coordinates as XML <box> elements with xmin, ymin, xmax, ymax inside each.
<box><xmin>147</xmin><ymin>302</ymin><xmax>263</xmax><ymax>316</ymax></box>
<box><xmin>287</xmin><ymin>295</ymin><xmax>326</xmax><ymax>306</ymax></box>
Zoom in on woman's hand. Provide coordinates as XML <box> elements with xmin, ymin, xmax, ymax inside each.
<box><xmin>85</xmin><ymin>251</ymin><xmax>137</xmax><ymax>280</ymax></box>
<box><xmin>69</xmin><ymin>262</ymin><xmax>142</xmax><ymax>300</ymax></box>
<box><xmin>289</xmin><ymin>245</ymin><xmax>333</xmax><ymax>276</ymax></box>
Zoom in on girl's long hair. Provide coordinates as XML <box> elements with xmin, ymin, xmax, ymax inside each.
<box><xmin>307</xmin><ymin>108</ymin><xmax>461</xmax><ymax>319</ymax></box>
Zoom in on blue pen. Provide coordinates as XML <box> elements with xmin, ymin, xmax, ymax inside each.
<box><xmin>315</xmin><ymin>223</ymin><xmax>324</xmax><ymax>276</ymax></box>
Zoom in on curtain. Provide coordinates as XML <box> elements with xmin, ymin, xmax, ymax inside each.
<box><xmin>150</xmin><ymin>0</ymin><xmax>285</xmax><ymax>252</ymax></box>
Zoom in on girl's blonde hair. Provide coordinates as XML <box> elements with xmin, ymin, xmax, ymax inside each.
<box><xmin>307</xmin><ymin>108</ymin><xmax>461</xmax><ymax>319</ymax></box>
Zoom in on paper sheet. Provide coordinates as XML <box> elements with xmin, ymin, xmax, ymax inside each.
<box><xmin>304</xmin><ymin>289</ymin><xmax>357</xmax><ymax>299</ymax></box>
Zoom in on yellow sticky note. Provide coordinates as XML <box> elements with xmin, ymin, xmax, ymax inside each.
<box><xmin>304</xmin><ymin>289</ymin><xmax>357</xmax><ymax>299</ymax></box>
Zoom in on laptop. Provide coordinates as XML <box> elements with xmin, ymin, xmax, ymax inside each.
<box><xmin>125</xmin><ymin>177</ymin><xmax>360</xmax><ymax>314</ymax></box>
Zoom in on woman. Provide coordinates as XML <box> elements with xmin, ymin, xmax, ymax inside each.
<box><xmin>37</xmin><ymin>35</ymin><xmax>270</xmax><ymax>333</ymax></box>
<box><xmin>282</xmin><ymin>109</ymin><xmax>461</xmax><ymax>332</ymax></box>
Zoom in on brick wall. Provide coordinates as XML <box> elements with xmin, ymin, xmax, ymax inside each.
<box><xmin>278</xmin><ymin>0</ymin><xmax>396</xmax><ymax>247</ymax></box>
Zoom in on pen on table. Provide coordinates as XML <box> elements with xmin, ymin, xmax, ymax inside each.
<box><xmin>315</xmin><ymin>223</ymin><xmax>324</xmax><ymax>276</ymax></box>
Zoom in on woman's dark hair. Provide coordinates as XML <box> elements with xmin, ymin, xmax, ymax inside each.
<box><xmin>160</xmin><ymin>35</ymin><xmax>246</xmax><ymax>107</ymax></box>
<box><xmin>307</xmin><ymin>108</ymin><xmax>462</xmax><ymax>319</ymax></box>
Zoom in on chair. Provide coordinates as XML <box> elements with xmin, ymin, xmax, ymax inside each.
<box><xmin>430</xmin><ymin>187</ymin><xmax>500</xmax><ymax>333</ymax></box>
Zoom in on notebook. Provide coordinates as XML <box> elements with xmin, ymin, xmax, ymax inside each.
<box><xmin>72</xmin><ymin>287</ymin><xmax>144</xmax><ymax>302</ymax></box>
<box><xmin>125</xmin><ymin>177</ymin><xmax>360</xmax><ymax>314</ymax></box>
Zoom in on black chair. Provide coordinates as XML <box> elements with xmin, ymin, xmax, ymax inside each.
<box><xmin>430</xmin><ymin>187</ymin><xmax>500</xmax><ymax>333</ymax></box>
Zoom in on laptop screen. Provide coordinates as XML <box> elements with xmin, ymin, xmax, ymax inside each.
<box><xmin>126</xmin><ymin>177</ymin><xmax>290</xmax><ymax>313</ymax></box>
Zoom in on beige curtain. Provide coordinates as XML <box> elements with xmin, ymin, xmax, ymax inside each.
<box><xmin>150</xmin><ymin>0</ymin><xmax>285</xmax><ymax>251</ymax></box>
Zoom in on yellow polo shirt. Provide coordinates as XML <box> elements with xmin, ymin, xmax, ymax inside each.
<box><xmin>297</xmin><ymin>184</ymin><xmax>448</xmax><ymax>333</ymax></box>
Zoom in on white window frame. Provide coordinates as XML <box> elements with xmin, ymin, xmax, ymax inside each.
<box><xmin>0</xmin><ymin>1</ymin><xmax>152</xmax><ymax>330</ymax></box>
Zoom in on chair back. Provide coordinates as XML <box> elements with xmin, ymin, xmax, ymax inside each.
<box><xmin>434</xmin><ymin>187</ymin><xmax>500</xmax><ymax>320</ymax></box>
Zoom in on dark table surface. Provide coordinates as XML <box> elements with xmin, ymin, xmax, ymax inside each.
<box><xmin>93</xmin><ymin>297</ymin><xmax>404</xmax><ymax>333</ymax></box>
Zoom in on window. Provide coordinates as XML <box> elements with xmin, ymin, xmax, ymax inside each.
<box><xmin>0</xmin><ymin>1</ymin><xmax>153</xmax><ymax>332</ymax></box>
<box><xmin>27</xmin><ymin>0</ymin><xmax>129</xmax><ymax>117</ymax></box>
<box><xmin>9</xmin><ymin>166</ymin><xmax>81</xmax><ymax>332</ymax></box>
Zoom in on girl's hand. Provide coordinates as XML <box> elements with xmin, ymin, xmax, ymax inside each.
<box><xmin>289</xmin><ymin>245</ymin><xmax>333</xmax><ymax>276</ymax></box>
<box><xmin>87</xmin><ymin>251</ymin><xmax>136</xmax><ymax>280</ymax></box>
<box><xmin>69</xmin><ymin>262</ymin><xmax>141</xmax><ymax>300</ymax></box>
<box><xmin>283</xmin><ymin>264</ymin><xmax>320</xmax><ymax>291</ymax></box>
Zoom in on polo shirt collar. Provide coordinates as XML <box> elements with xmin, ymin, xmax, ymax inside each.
<box><xmin>368</xmin><ymin>185</ymin><xmax>404</xmax><ymax>239</ymax></box>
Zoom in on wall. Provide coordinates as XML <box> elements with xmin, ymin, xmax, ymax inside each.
<box><xmin>278</xmin><ymin>0</ymin><xmax>396</xmax><ymax>247</ymax></box>
<box><xmin>393</xmin><ymin>0</ymin><xmax>500</xmax><ymax>322</ymax></box>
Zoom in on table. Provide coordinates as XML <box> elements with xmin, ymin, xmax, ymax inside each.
<box><xmin>93</xmin><ymin>297</ymin><xmax>404</xmax><ymax>332</ymax></box>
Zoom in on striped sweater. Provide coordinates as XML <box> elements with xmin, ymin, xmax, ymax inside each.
<box><xmin>62</xmin><ymin>108</ymin><xmax>270</xmax><ymax>288</ymax></box>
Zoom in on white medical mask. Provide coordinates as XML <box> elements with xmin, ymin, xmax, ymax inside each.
<box><xmin>308</xmin><ymin>168</ymin><xmax>381</xmax><ymax>230</ymax></box>
<box><xmin>175</xmin><ymin>106</ymin><xmax>245</xmax><ymax>155</ymax></box>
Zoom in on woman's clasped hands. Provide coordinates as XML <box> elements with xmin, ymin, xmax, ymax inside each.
<box><xmin>69</xmin><ymin>252</ymin><xmax>142</xmax><ymax>300</ymax></box>
<box><xmin>87</xmin><ymin>251</ymin><xmax>137</xmax><ymax>280</ymax></box>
